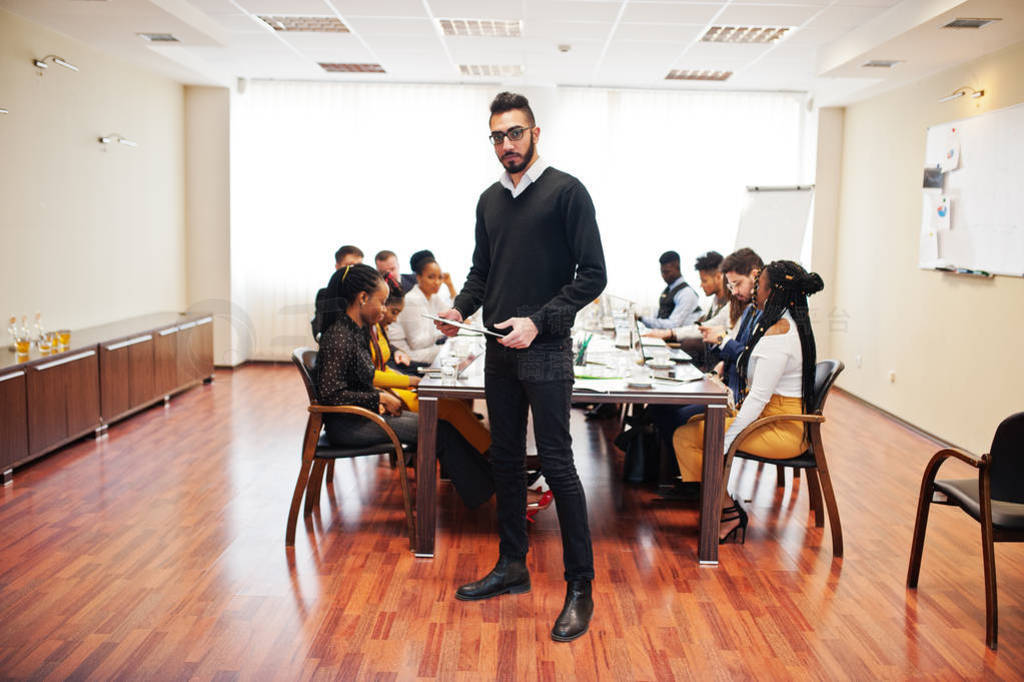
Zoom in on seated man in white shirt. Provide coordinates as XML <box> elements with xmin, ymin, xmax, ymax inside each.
<box><xmin>639</xmin><ymin>251</ymin><xmax>701</xmax><ymax>330</ymax></box>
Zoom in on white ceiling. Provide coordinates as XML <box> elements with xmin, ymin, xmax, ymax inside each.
<box><xmin>3</xmin><ymin>0</ymin><xmax>1023</xmax><ymax>105</ymax></box>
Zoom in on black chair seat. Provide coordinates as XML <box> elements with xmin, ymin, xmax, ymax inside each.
<box><xmin>734</xmin><ymin>448</ymin><xmax>816</xmax><ymax>468</ymax></box>
<box><xmin>934</xmin><ymin>479</ymin><xmax>1024</xmax><ymax>530</ymax></box>
<box><xmin>313</xmin><ymin>434</ymin><xmax>406</xmax><ymax>460</ymax></box>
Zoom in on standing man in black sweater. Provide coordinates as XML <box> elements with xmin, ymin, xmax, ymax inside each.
<box><xmin>436</xmin><ymin>92</ymin><xmax>607</xmax><ymax>642</ymax></box>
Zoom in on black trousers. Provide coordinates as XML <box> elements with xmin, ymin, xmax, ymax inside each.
<box><xmin>484</xmin><ymin>338</ymin><xmax>594</xmax><ymax>582</ymax></box>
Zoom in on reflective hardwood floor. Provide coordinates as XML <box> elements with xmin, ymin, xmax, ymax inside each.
<box><xmin>1</xmin><ymin>363</ymin><xmax>1022</xmax><ymax>679</ymax></box>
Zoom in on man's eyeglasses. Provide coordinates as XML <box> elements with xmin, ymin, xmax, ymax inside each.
<box><xmin>488</xmin><ymin>126</ymin><xmax>530</xmax><ymax>145</ymax></box>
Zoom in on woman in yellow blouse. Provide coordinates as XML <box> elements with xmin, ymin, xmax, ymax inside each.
<box><xmin>370</xmin><ymin>284</ymin><xmax>491</xmax><ymax>455</ymax></box>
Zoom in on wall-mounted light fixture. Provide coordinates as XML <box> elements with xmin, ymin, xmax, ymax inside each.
<box><xmin>0</xmin><ymin>108</ymin><xmax>8</xmax><ymax>115</ymax></box>
<box><xmin>939</xmin><ymin>85</ymin><xmax>984</xmax><ymax>102</ymax></box>
<box><xmin>33</xmin><ymin>55</ymin><xmax>79</xmax><ymax>73</ymax></box>
<box><xmin>98</xmin><ymin>134</ymin><xmax>138</xmax><ymax>147</ymax></box>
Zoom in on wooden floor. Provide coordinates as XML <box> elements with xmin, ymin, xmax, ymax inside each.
<box><xmin>1</xmin><ymin>364</ymin><xmax>1022</xmax><ymax>680</ymax></box>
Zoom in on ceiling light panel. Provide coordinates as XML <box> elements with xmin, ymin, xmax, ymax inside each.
<box><xmin>459</xmin><ymin>64</ymin><xmax>524</xmax><ymax>77</ymax></box>
<box><xmin>319</xmin><ymin>62</ymin><xmax>386</xmax><ymax>73</ymax></box>
<box><xmin>702</xmin><ymin>26</ymin><xmax>790</xmax><ymax>44</ymax></box>
<box><xmin>665</xmin><ymin>69</ymin><xmax>732</xmax><ymax>82</ymax></box>
<box><xmin>439</xmin><ymin>19</ymin><xmax>522</xmax><ymax>37</ymax></box>
<box><xmin>258</xmin><ymin>16</ymin><xmax>349</xmax><ymax>32</ymax></box>
<box><xmin>862</xmin><ymin>59</ymin><xmax>902</xmax><ymax>68</ymax></box>
<box><xmin>943</xmin><ymin>18</ymin><xmax>1001</xmax><ymax>29</ymax></box>
<box><xmin>137</xmin><ymin>33</ymin><xmax>179</xmax><ymax>42</ymax></box>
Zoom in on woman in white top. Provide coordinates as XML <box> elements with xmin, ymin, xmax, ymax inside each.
<box><xmin>388</xmin><ymin>255</ymin><xmax>452</xmax><ymax>363</ymax></box>
<box><xmin>672</xmin><ymin>260</ymin><xmax>824</xmax><ymax>543</ymax></box>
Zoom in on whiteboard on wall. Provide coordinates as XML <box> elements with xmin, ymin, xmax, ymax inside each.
<box><xmin>734</xmin><ymin>186</ymin><xmax>814</xmax><ymax>264</ymax></box>
<box><xmin>920</xmin><ymin>102</ymin><xmax>1024</xmax><ymax>277</ymax></box>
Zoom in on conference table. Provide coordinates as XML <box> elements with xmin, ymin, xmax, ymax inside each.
<box><xmin>413</xmin><ymin>334</ymin><xmax>732</xmax><ymax>565</ymax></box>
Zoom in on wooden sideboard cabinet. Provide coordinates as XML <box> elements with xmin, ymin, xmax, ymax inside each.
<box><xmin>1</xmin><ymin>312</ymin><xmax>214</xmax><ymax>478</ymax></box>
<box><xmin>0</xmin><ymin>369</ymin><xmax>29</xmax><ymax>480</ymax></box>
<box><xmin>26</xmin><ymin>349</ymin><xmax>101</xmax><ymax>459</ymax></box>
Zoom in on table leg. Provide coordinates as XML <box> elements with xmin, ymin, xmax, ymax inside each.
<box><xmin>415</xmin><ymin>396</ymin><xmax>438</xmax><ymax>557</ymax></box>
<box><xmin>698</xmin><ymin>403</ymin><xmax>726</xmax><ymax>565</ymax></box>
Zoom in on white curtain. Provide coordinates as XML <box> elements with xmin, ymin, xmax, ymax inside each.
<box><xmin>231</xmin><ymin>81</ymin><xmax>809</xmax><ymax>360</ymax></box>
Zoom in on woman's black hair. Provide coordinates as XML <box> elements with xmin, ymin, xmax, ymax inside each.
<box><xmin>385</xmin><ymin>278</ymin><xmax>405</xmax><ymax>306</ymax></box>
<box><xmin>737</xmin><ymin>260</ymin><xmax>824</xmax><ymax>414</ymax></box>
<box><xmin>409</xmin><ymin>249</ymin><xmax>435</xmax><ymax>274</ymax></box>
<box><xmin>319</xmin><ymin>263</ymin><xmax>383</xmax><ymax>331</ymax></box>
<box><xmin>412</xmin><ymin>253</ymin><xmax>438</xmax><ymax>276</ymax></box>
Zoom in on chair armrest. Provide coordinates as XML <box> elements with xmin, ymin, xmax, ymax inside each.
<box><xmin>927</xmin><ymin>447</ymin><xmax>984</xmax><ymax>469</ymax></box>
<box><xmin>726</xmin><ymin>413</ymin><xmax>825</xmax><ymax>459</ymax></box>
<box><xmin>307</xmin><ymin>404</ymin><xmax>407</xmax><ymax>451</ymax></box>
<box><xmin>917</xmin><ymin>447</ymin><xmax>989</xmax><ymax>501</ymax></box>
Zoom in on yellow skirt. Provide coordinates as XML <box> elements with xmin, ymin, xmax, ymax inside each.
<box><xmin>672</xmin><ymin>394</ymin><xmax>806</xmax><ymax>482</ymax></box>
<box><xmin>391</xmin><ymin>388</ymin><xmax>491</xmax><ymax>455</ymax></box>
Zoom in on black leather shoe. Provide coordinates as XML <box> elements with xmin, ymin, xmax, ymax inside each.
<box><xmin>455</xmin><ymin>556</ymin><xmax>530</xmax><ymax>601</ymax></box>
<box><xmin>551</xmin><ymin>580</ymin><xmax>593</xmax><ymax>642</ymax></box>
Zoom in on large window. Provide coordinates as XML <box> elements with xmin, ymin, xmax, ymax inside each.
<box><xmin>231</xmin><ymin>81</ymin><xmax>809</xmax><ymax>359</ymax></box>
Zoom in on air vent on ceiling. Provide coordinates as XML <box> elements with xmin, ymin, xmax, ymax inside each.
<box><xmin>459</xmin><ymin>64</ymin><xmax>524</xmax><ymax>77</ymax></box>
<box><xmin>259</xmin><ymin>15</ymin><xmax>349</xmax><ymax>33</ymax></box>
<box><xmin>318</xmin><ymin>63</ymin><xmax>385</xmax><ymax>73</ymax></box>
<box><xmin>702</xmin><ymin>26</ymin><xmax>789</xmax><ymax>44</ymax></box>
<box><xmin>137</xmin><ymin>33</ymin><xmax>179</xmax><ymax>42</ymax></box>
<box><xmin>439</xmin><ymin>18</ymin><xmax>521</xmax><ymax>37</ymax></box>
<box><xmin>862</xmin><ymin>59</ymin><xmax>903</xmax><ymax>68</ymax></box>
<box><xmin>943</xmin><ymin>17</ymin><xmax>1000</xmax><ymax>29</ymax></box>
<box><xmin>666</xmin><ymin>69</ymin><xmax>732</xmax><ymax>81</ymax></box>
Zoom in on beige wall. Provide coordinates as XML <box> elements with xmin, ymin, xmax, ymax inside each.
<box><xmin>831</xmin><ymin>40</ymin><xmax>1024</xmax><ymax>453</ymax></box>
<box><xmin>0</xmin><ymin>9</ymin><xmax>185</xmax><ymax>333</ymax></box>
<box><xmin>185</xmin><ymin>86</ymin><xmax>236</xmax><ymax>366</ymax></box>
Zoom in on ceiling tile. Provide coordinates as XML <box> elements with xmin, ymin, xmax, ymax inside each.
<box><xmin>235</xmin><ymin>0</ymin><xmax>333</xmax><ymax>14</ymax></box>
<box><xmin>297</xmin><ymin>44</ymin><xmax>378</xmax><ymax>62</ymax></box>
<box><xmin>210</xmin><ymin>13</ymin><xmax>267</xmax><ymax>32</ymax></box>
<box><xmin>714</xmin><ymin>4</ymin><xmax>823</xmax><ymax>28</ymax></box>
<box><xmin>524</xmin><ymin>1</ymin><xmax>623</xmax><ymax>23</ymax></box>
<box><xmin>332</xmin><ymin>0</ymin><xmax>427</xmax><ymax>18</ymax></box>
<box><xmin>277</xmin><ymin>31</ymin><xmax>366</xmax><ymax>51</ymax></box>
<box><xmin>344</xmin><ymin>16</ymin><xmax>435</xmax><ymax>35</ymax></box>
<box><xmin>614</xmin><ymin>23</ymin><xmax>704</xmax><ymax>43</ymax></box>
<box><xmin>603</xmin><ymin>40</ymin><xmax>684</xmax><ymax>63</ymax></box>
<box><xmin>678</xmin><ymin>41</ymin><xmax>774</xmax><ymax>64</ymax></box>
<box><xmin>523</xmin><ymin>21</ymin><xmax>615</xmax><ymax>42</ymax></box>
<box><xmin>426</xmin><ymin>0</ymin><xmax>524</xmax><ymax>21</ymax></box>
<box><xmin>620</xmin><ymin>2</ymin><xmax>721</xmax><ymax>25</ymax></box>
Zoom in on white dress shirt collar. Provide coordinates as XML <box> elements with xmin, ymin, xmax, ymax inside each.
<box><xmin>499</xmin><ymin>156</ymin><xmax>549</xmax><ymax>199</ymax></box>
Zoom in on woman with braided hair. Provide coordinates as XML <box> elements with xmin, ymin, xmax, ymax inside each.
<box><xmin>316</xmin><ymin>264</ymin><xmax>494</xmax><ymax>508</ymax></box>
<box><xmin>671</xmin><ymin>260</ymin><xmax>824</xmax><ymax>543</ymax></box>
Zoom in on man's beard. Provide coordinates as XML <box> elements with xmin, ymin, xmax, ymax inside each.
<box><xmin>502</xmin><ymin>136</ymin><xmax>535</xmax><ymax>174</ymax></box>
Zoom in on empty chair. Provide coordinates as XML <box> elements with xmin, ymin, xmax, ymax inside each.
<box><xmin>725</xmin><ymin>359</ymin><xmax>845</xmax><ymax>557</ymax></box>
<box><xmin>286</xmin><ymin>347</ymin><xmax>415</xmax><ymax>548</ymax></box>
<box><xmin>907</xmin><ymin>411</ymin><xmax>1024</xmax><ymax>650</ymax></box>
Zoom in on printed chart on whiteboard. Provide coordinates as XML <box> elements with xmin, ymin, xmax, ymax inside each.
<box><xmin>919</xmin><ymin>102</ymin><xmax>1024</xmax><ymax>277</ymax></box>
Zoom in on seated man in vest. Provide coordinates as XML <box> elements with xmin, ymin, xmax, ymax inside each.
<box><xmin>639</xmin><ymin>251</ymin><xmax>700</xmax><ymax>330</ymax></box>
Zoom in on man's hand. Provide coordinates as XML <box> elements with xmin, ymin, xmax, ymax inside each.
<box><xmin>408</xmin><ymin>375</ymin><xmax>421</xmax><ymax>388</ymax></box>
<box><xmin>379</xmin><ymin>391</ymin><xmax>403</xmax><ymax>416</ymax></box>
<box><xmin>699</xmin><ymin>325</ymin><xmax>726</xmax><ymax>344</ymax></box>
<box><xmin>496</xmin><ymin>317</ymin><xmax>538</xmax><ymax>349</ymax></box>
<box><xmin>394</xmin><ymin>350</ymin><xmax>411</xmax><ymax>366</ymax></box>
<box><xmin>434</xmin><ymin>309</ymin><xmax>463</xmax><ymax>338</ymax></box>
<box><xmin>713</xmin><ymin>361</ymin><xmax>725</xmax><ymax>379</ymax></box>
<box><xmin>644</xmin><ymin>328</ymin><xmax>672</xmax><ymax>340</ymax></box>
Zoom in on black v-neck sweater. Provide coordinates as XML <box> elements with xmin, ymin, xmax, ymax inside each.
<box><xmin>453</xmin><ymin>167</ymin><xmax>607</xmax><ymax>342</ymax></box>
